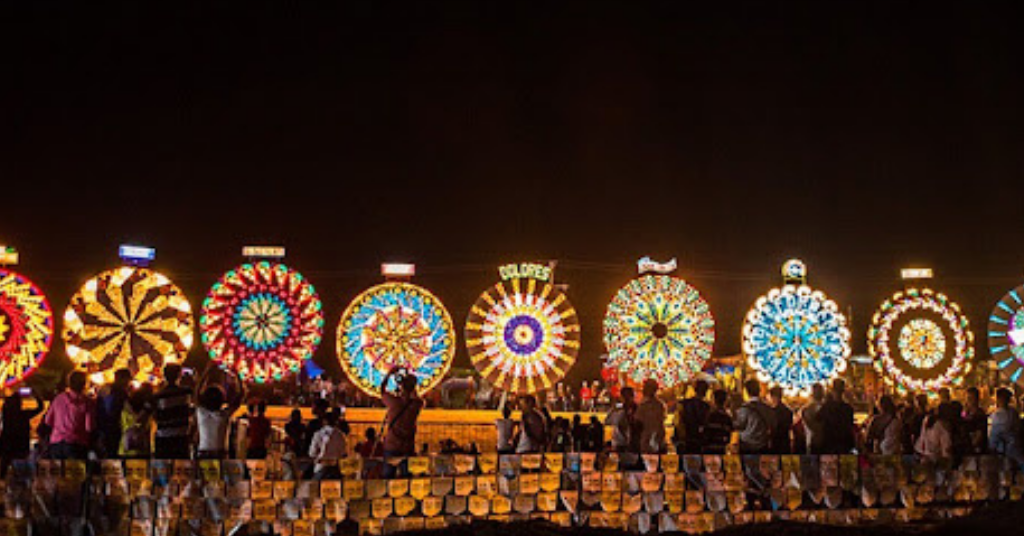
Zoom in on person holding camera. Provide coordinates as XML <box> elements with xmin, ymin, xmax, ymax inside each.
<box><xmin>381</xmin><ymin>366</ymin><xmax>423</xmax><ymax>477</ymax></box>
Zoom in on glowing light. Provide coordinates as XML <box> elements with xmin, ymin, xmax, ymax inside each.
<box><xmin>201</xmin><ymin>262</ymin><xmax>323</xmax><ymax>384</ymax></box>
<box><xmin>901</xmin><ymin>268</ymin><xmax>934</xmax><ymax>280</ymax></box>
<box><xmin>381</xmin><ymin>263</ymin><xmax>416</xmax><ymax>278</ymax></box>
<box><xmin>338</xmin><ymin>282</ymin><xmax>455</xmax><ymax>397</ymax></box>
<box><xmin>869</xmin><ymin>287</ymin><xmax>973</xmax><ymax>393</ymax></box>
<box><xmin>118</xmin><ymin>245</ymin><xmax>156</xmax><ymax>264</ymax></box>
<box><xmin>636</xmin><ymin>257</ymin><xmax>678</xmax><ymax>275</ymax></box>
<box><xmin>242</xmin><ymin>246</ymin><xmax>286</xmax><ymax>259</ymax></box>
<box><xmin>0</xmin><ymin>247</ymin><xmax>19</xmax><ymax>266</ymax></box>
<box><xmin>63</xmin><ymin>267</ymin><xmax>193</xmax><ymax>384</ymax></box>
<box><xmin>466</xmin><ymin>266</ymin><xmax>579</xmax><ymax>394</ymax></box>
<box><xmin>604</xmin><ymin>274</ymin><xmax>714</xmax><ymax>388</ymax></box>
<box><xmin>782</xmin><ymin>259</ymin><xmax>807</xmax><ymax>282</ymax></box>
<box><xmin>0</xmin><ymin>269</ymin><xmax>53</xmax><ymax>387</ymax></box>
<box><xmin>988</xmin><ymin>283</ymin><xmax>1024</xmax><ymax>387</ymax></box>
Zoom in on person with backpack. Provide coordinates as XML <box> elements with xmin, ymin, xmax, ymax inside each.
<box><xmin>120</xmin><ymin>384</ymin><xmax>154</xmax><ymax>458</ymax></box>
<box><xmin>865</xmin><ymin>395</ymin><xmax>902</xmax><ymax>455</ymax></box>
<box><xmin>733</xmin><ymin>380</ymin><xmax>774</xmax><ymax>454</ymax></box>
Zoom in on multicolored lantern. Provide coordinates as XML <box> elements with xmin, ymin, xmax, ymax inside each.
<box><xmin>989</xmin><ymin>283</ymin><xmax>1024</xmax><ymax>386</ymax></box>
<box><xmin>466</xmin><ymin>262</ymin><xmax>579</xmax><ymax>394</ymax></box>
<box><xmin>0</xmin><ymin>266</ymin><xmax>54</xmax><ymax>387</ymax></box>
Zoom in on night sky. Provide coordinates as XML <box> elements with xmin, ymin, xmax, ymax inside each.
<box><xmin>4</xmin><ymin>2</ymin><xmax>1024</xmax><ymax>383</ymax></box>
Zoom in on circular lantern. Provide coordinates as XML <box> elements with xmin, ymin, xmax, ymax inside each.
<box><xmin>989</xmin><ymin>283</ymin><xmax>1024</xmax><ymax>386</ymax></box>
<box><xmin>0</xmin><ymin>268</ymin><xmax>54</xmax><ymax>387</ymax></box>
<box><xmin>337</xmin><ymin>282</ymin><xmax>455</xmax><ymax>397</ymax></box>
<box><xmin>466</xmin><ymin>270</ymin><xmax>580</xmax><ymax>394</ymax></box>
<box><xmin>604</xmin><ymin>274</ymin><xmax>715</xmax><ymax>388</ymax></box>
<box><xmin>868</xmin><ymin>287</ymin><xmax>973</xmax><ymax>393</ymax></box>
<box><xmin>64</xmin><ymin>267</ymin><xmax>194</xmax><ymax>384</ymax></box>
<box><xmin>200</xmin><ymin>261</ymin><xmax>323</xmax><ymax>384</ymax></box>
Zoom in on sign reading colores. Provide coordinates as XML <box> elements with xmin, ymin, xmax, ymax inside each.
<box><xmin>499</xmin><ymin>262</ymin><xmax>552</xmax><ymax>282</ymax></box>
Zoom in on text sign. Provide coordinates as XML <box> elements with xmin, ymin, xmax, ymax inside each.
<box><xmin>242</xmin><ymin>246</ymin><xmax>286</xmax><ymax>258</ymax></box>
<box><xmin>499</xmin><ymin>263</ymin><xmax>552</xmax><ymax>282</ymax></box>
<box><xmin>119</xmin><ymin>245</ymin><xmax>155</xmax><ymax>262</ymax></box>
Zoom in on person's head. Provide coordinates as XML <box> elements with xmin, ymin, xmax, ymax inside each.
<box><xmin>712</xmin><ymin>389</ymin><xmax>728</xmax><ymax>409</ymax></box>
<box><xmin>966</xmin><ymin>387</ymin><xmax>980</xmax><ymax>408</ymax></box>
<box><xmin>325</xmin><ymin>408</ymin><xmax>339</xmax><ymax>426</ymax></box>
<box><xmin>590</xmin><ymin>415</ymin><xmax>601</xmax><ymax>425</ymax></box>
<box><xmin>572</xmin><ymin>414</ymin><xmax>581</xmax><ymax>426</ymax></box>
<box><xmin>113</xmin><ymin>368</ymin><xmax>132</xmax><ymax>390</ymax></box>
<box><xmin>521</xmin><ymin>394</ymin><xmax>537</xmax><ymax>410</ymax></box>
<box><xmin>399</xmin><ymin>373</ymin><xmax>418</xmax><ymax>397</ymax></box>
<box><xmin>744</xmin><ymin>379</ymin><xmax>761</xmax><ymax>400</ymax></box>
<box><xmin>290</xmin><ymin>408</ymin><xmax>302</xmax><ymax>422</ymax></box>
<box><xmin>768</xmin><ymin>386</ymin><xmax>784</xmax><ymax>405</ymax></box>
<box><xmin>915</xmin><ymin>393</ymin><xmax>929</xmax><ymax>410</ymax></box>
<box><xmin>313</xmin><ymin>397</ymin><xmax>328</xmax><ymax>417</ymax></box>
<box><xmin>502</xmin><ymin>405</ymin><xmax>512</xmax><ymax>419</ymax></box>
<box><xmin>199</xmin><ymin>386</ymin><xmax>225</xmax><ymax>411</ymax></box>
<box><xmin>365</xmin><ymin>427</ymin><xmax>377</xmax><ymax>442</ymax></box>
<box><xmin>257</xmin><ymin>401</ymin><xmax>267</xmax><ymax>416</ymax></box>
<box><xmin>620</xmin><ymin>386</ymin><xmax>635</xmax><ymax>405</ymax></box>
<box><xmin>642</xmin><ymin>379</ymin><xmax>659</xmax><ymax>399</ymax></box>
<box><xmin>938</xmin><ymin>387</ymin><xmax>951</xmax><ymax>403</ymax></box>
<box><xmin>68</xmin><ymin>370</ymin><xmax>87</xmax><ymax>394</ymax></box>
<box><xmin>4</xmin><ymin>392</ymin><xmax>22</xmax><ymax>411</ymax></box>
<box><xmin>693</xmin><ymin>379</ymin><xmax>709</xmax><ymax>398</ymax></box>
<box><xmin>811</xmin><ymin>383</ymin><xmax>825</xmax><ymax>402</ymax></box>
<box><xmin>831</xmin><ymin>378</ymin><xmax>846</xmax><ymax>398</ymax></box>
<box><xmin>879</xmin><ymin>395</ymin><xmax>896</xmax><ymax>415</ymax></box>
<box><xmin>996</xmin><ymin>387</ymin><xmax>1013</xmax><ymax>408</ymax></box>
<box><xmin>163</xmin><ymin>363</ymin><xmax>182</xmax><ymax>385</ymax></box>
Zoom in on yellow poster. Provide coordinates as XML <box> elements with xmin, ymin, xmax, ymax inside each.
<box><xmin>252</xmin><ymin>480</ymin><xmax>273</xmax><ymax>500</ymax></box>
<box><xmin>454</xmin><ymin>477</ymin><xmax>475</xmax><ymax>497</ymax></box>
<box><xmin>343</xmin><ymin>480</ymin><xmax>365</xmax><ymax>501</ymax></box>
<box><xmin>274</xmin><ymin>481</ymin><xmax>296</xmax><ymax>500</ymax></box>
<box><xmin>371</xmin><ymin>498</ymin><xmax>393</xmax><ymax>519</ymax></box>
<box><xmin>388</xmin><ymin>479</ymin><xmax>409</xmax><ymax>498</ymax></box>
<box><xmin>454</xmin><ymin>455</ymin><xmax>476</xmax><ymax>474</ymax></box>
<box><xmin>478</xmin><ymin>453</ymin><xmax>498</xmax><ymax>474</ymax></box>
<box><xmin>521</xmin><ymin>454</ymin><xmax>542</xmax><ymax>470</ymax></box>
<box><xmin>491</xmin><ymin>495</ymin><xmax>512</xmax><ymax>515</ymax></box>
<box><xmin>514</xmin><ymin>494</ymin><xmax>536</xmax><ymax>514</ymax></box>
<box><xmin>409</xmin><ymin>479</ymin><xmax>431</xmax><ymax>500</ymax></box>
<box><xmin>537</xmin><ymin>492</ymin><xmax>558</xmax><ymax>512</ymax></box>
<box><xmin>421</xmin><ymin>496</ymin><xmax>443</xmax><ymax>517</ymax></box>
<box><xmin>339</xmin><ymin>458</ymin><xmax>362</xmax><ymax>479</ymax></box>
<box><xmin>431</xmin><ymin>477</ymin><xmax>453</xmax><ymax>497</ymax></box>
<box><xmin>601</xmin><ymin>490</ymin><xmax>622</xmax><ymax>512</ymax></box>
<box><xmin>320</xmin><ymin>481</ymin><xmax>341</xmax><ymax>500</ymax></box>
<box><xmin>642</xmin><ymin>473</ymin><xmax>664</xmax><ymax>492</ymax></box>
<box><xmin>394</xmin><ymin>497</ymin><xmax>416</xmax><ymax>517</ymax></box>
<box><xmin>254</xmin><ymin>499</ymin><xmax>276</xmax><ymax>521</ymax></box>
<box><xmin>519</xmin><ymin>473</ymin><xmax>540</xmax><ymax>495</ymax></box>
<box><xmin>365</xmin><ymin>480</ymin><xmax>387</xmax><ymax>500</ymax></box>
<box><xmin>407</xmin><ymin>457</ymin><xmax>429</xmax><ymax>476</ymax></box>
<box><xmin>469</xmin><ymin>495</ymin><xmax>490</xmax><ymax>517</ymax></box>
<box><xmin>540</xmin><ymin>472</ymin><xmax>561</xmax><ymax>492</ymax></box>
<box><xmin>661</xmin><ymin>454</ymin><xmax>680</xmax><ymax>474</ymax></box>
<box><xmin>476</xmin><ymin>476</ymin><xmax>497</xmax><ymax>498</ymax></box>
<box><xmin>666</xmin><ymin>490</ymin><xmax>684</xmax><ymax>513</ymax></box>
<box><xmin>544</xmin><ymin>453</ymin><xmax>564</xmax><ymax>472</ymax></box>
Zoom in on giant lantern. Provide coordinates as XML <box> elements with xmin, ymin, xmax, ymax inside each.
<box><xmin>868</xmin><ymin>268</ymin><xmax>973</xmax><ymax>393</ymax></box>
<box><xmin>337</xmin><ymin>263</ymin><xmax>455</xmax><ymax>397</ymax></box>
<box><xmin>0</xmin><ymin>246</ymin><xmax>54</xmax><ymax>387</ymax></box>
<box><xmin>200</xmin><ymin>247</ymin><xmax>324</xmax><ymax>384</ymax></box>
<box><xmin>465</xmin><ymin>261</ymin><xmax>580</xmax><ymax>394</ymax></box>
<box><xmin>63</xmin><ymin>245</ymin><xmax>194</xmax><ymax>385</ymax></box>
<box><xmin>742</xmin><ymin>259</ymin><xmax>851</xmax><ymax>397</ymax></box>
<box><xmin>989</xmin><ymin>282</ymin><xmax>1024</xmax><ymax>387</ymax></box>
<box><xmin>603</xmin><ymin>257</ymin><xmax>714</xmax><ymax>388</ymax></box>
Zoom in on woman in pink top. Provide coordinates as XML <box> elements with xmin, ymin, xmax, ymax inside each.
<box><xmin>44</xmin><ymin>371</ymin><xmax>95</xmax><ymax>460</ymax></box>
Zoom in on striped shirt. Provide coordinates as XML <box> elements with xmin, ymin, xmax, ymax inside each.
<box><xmin>153</xmin><ymin>384</ymin><xmax>191</xmax><ymax>439</ymax></box>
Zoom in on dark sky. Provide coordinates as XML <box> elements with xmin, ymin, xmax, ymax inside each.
<box><xmin>3</xmin><ymin>2</ymin><xmax>1024</xmax><ymax>382</ymax></box>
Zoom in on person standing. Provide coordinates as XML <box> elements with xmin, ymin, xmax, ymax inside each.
<box><xmin>675</xmin><ymin>380</ymin><xmax>710</xmax><ymax>454</ymax></box>
<box><xmin>579</xmin><ymin>381</ymin><xmax>594</xmax><ymax>412</ymax></box>
<box><xmin>767</xmin><ymin>386</ymin><xmax>793</xmax><ymax>454</ymax></box>
<box><xmin>95</xmin><ymin>368</ymin><xmax>131</xmax><ymax>458</ymax></box>
<box><xmin>584</xmin><ymin>415</ymin><xmax>604</xmax><ymax>452</ymax></box>
<box><xmin>635</xmin><ymin>379</ymin><xmax>666</xmax><ymax>454</ymax></box>
<box><xmin>916</xmin><ymin>411</ymin><xmax>952</xmax><ymax>462</ymax></box>
<box><xmin>44</xmin><ymin>371</ymin><xmax>95</xmax><ymax>460</ymax></box>
<box><xmin>246</xmin><ymin>401</ymin><xmax>272</xmax><ymax>459</ymax></box>
<box><xmin>865</xmin><ymin>395</ymin><xmax>902</xmax><ymax>455</ymax></box>
<box><xmin>733</xmin><ymin>380</ymin><xmax>774</xmax><ymax>454</ymax></box>
<box><xmin>799</xmin><ymin>383</ymin><xmax>826</xmax><ymax>454</ymax></box>
<box><xmin>309</xmin><ymin>409</ymin><xmax>347</xmax><ymax>479</ymax></box>
<box><xmin>961</xmin><ymin>387</ymin><xmax>988</xmax><ymax>455</ymax></box>
<box><xmin>516</xmin><ymin>395</ymin><xmax>547</xmax><ymax>454</ymax></box>
<box><xmin>153</xmin><ymin>364</ymin><xmax>193</xmax><ymax>459</ymax></box>
<box><xmin>119</xmin><ymin>384</ymin><xmax>154</xmax><ymax>458</ymax></box>
<box><xmin>194</xmin><ymin>370</ymin><xmax>245</xmax><ymax>459</ymax></box>
<box><xmin>0</xmin><ymin>389</ymin><xmax>45</xmax><ymax>474</ymax></box>
<box><xmin>284</xmin><ymin>408</ymin><xmax>306</xmax><ymax>458</ymax></box>
<box><xmin>381</xmin><ymin>367</ymin><xmax>424</xmax><ymax>475</ymax></box>
<box><xmin>817</xmin><ymin>379</ymin><xmax>856</xmax><ymax>454</ymax></box>
<box><xmin>606</xmin><ymin>386</ymin><xmax>638</xmax><ymax>453</ymax></box>
<box><xmin>495</xmin><ymin>405</ymin><xmax>517</xmax><ymax>455</ymax></box>
<box><xmin>989</xmin><ymin>387</ymin><xmax>1024</xmax><ymax>467</ymax></box>
<box><xmin>703</xmin><ymin>389</ymin><xmax>733</xmax><ymax>454</ymax></box>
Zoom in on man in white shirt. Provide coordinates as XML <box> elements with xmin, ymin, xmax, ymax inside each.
<box><xmin>989</xmin><ymin>387</ymin><xmax>1024</xmax><ymax>467</ymax></box>
<box><xmin>516</xmin><ymin>395</ymin><xmax>547</xmax><ymax>454</ymax></box>
<box><xmin>606</xmin><ymin>387</ymin><xmax>637</xmax><ymax>452</ymax></box>
<box><xmin>635</xmin><ymin>379</ymin><xmax>666</xmax><ymax>454</ymax></box>
<box><xmin>495</xmin><ymin>405</ymin><xmax>517</xmax><ymax>454</ymax></box>
<box><xmin>309</xmin><ymin>409</ymin><xmax>347</xmax><ymax>479</ymax></box>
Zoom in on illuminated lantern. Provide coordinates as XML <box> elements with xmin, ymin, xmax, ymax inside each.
<box><xmin>465</xmin><ymin>262</ymin><xmax>580</xmax><ymax>394</ymax></box>
<box><xmin>63</xmin><ymin>246</ymin><xmax>193</xmax><ymax>384</ymax></box>
<box><xmin>0</xmin><ymin>248</ymin><xmax>54</xmax><ymax>387</ymax></box>
<box><xmin>201</xmin><ymin>260</ymin><xmax>323</xmax><ymax>384</ymax></box>
<box><xmin>742</xmin><ymin>259</ymin><xmax>850</xmax><ymax>397</ymax></box>
<box><xmin>603</xmin><ymin>258</ymin><xmax>714</xmax><ymax>388</ymax></box>
<box><xmin>989</xmin><ymin>283</ymin><xmax>1024</xmax><ymax>386</ymax></box>
<box><xmin>338</xmin><ymin>265</ymin><xmax>455</xmax><ymax>397</ymax></box>
<box><xmin>868</xmin><ymin>280</ymin><xmax>973</xmax><ymax>393</ymax></box>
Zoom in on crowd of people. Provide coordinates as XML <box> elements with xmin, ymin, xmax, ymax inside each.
<box><xmin>2</xmin><ymin>362</ymin><xmax>1023</xmax><ymax>481</ymax></box>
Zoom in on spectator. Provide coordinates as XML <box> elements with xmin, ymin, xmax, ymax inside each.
<box><xmin>703</xmin><ymin>389</ymin><xmax>733</xmax><ymax>454</ymax></box>
<box><xmin>675</xmin><ymin>380</ymin><xmax>710</xmax><ymax>454</ymax></box>
<box><xmin>195</xmin><ymin>380</ymin><xmax>244</xmax><ymax>460</ymax></box>
<box><xmin>606</xmin><ymin>386</ymin><xmax>638</xmax><ymax>453</ymax></box>
<box><xmin>584</xmin><ymin>415</ymin><xmax>604</xmax><ymax>452</ymax></box>
<box><xmin>516</xmin><ymin>395</ymin><xmax>547</xmax><ymax>454</ymax></box>
<box><xmin>905</xmin><ymin>393</ymin><xmax>930</xmax><ymax>454</ymax></box>
<box><xmin>961</xmin><ymin>387</ymin><xmax>988</xmax><ymax>455</ymax></box>
<box><xmin>119</xmin><ymin>384</ymin><xmax>154</xmax><ymax>458</ymax></box>
<box><xmin>916</xmin><ymin>411</ymin><xmax>952</xmax><ymax>462</ymax></box>
<box><xmin>284</xmin><ymin>408</ymin><xmax>307</xmax><ymax>458</ymax></box>
<box><xmin>865</xmin><ymin>395</ymin><xmax>902</xmax><ymax>455</ymax></box>
<box><xmin>817</xmin><ymin>379</ymin><xmax>856</xmax><ymax>454</ymax></box>
<box><xmin>304</xmin><ymin>398</ymin><xmax>329</xmax><ymax>457</ymax></box>
<box><xmin>153</xmin><ymin>364</ymin><xmax>192</xmax><ymax>459</ymax></box>
<box><xmin>95</xmin><ymin>368</ymin><xmax>131</xmax><ymax>458</ymax></box>
<box><xmin>636</xmin><ymin>379</ymin><xmax>666</xmax><ymax>454</ymax></box>
<box><xmin>495</xmin><ymin>405</ymin><xmax>517</xmax><ymax>455</ymax></box>
<box><xmin>580</xmin><ymin>381</ymin><xmax>594</xmax><ymax>412</ymax></box>
<box><xmin>571</xmin><ymin>414</ymin><xmax>587</xmax><ymax>452</ymax></box>
<box><xmin>549</xmin><ymin>417</ymin><xmax>572</xmax><ymax>452</ymax></box>
<box><xmin>0</xmin><ymin>389</ymin><xmax>45</xmax><ymax>475</ymax></box>
<box><xmin>733</xmin><ymin>380</ymin><xmax>774</xmax><ymax>454</ymax></box>
<box><xmin>356</xmin><ymin>427</ymin><xmax>384</xmax><ymax>458</ymax></box>
<box><xmin>45</xmin><ymin>371</ymin><xmax>95</xmax><ymax>460</ymax></box>
<box><xmin>246</xmin><ymin>401</ymin><xmax>271</xmax><ymax>459</ymax></box>
<box><xmin>309</xmin><ymin>409</ymin><xmax>347</xmax><ymax>479</ymax></box>
<box><xmin>800</xmin><ymin>383</ymin><xmax>826</xmax><ymax>454</ymax></box>
<box><xmin>989</xmin><ymin>387</ymin><xmax>1024</xmax><ymax>467</ymax></box>
<box><xmin>767</xmin><ymin>386</ymin><xmax>793</xmax><ymax>454</ymax></box>
<box><xmin>381</xmin><ymin>367</ymin><xmax>424</xmax><ymax>475</ymax></box>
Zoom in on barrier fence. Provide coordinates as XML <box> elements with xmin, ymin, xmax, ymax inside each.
<box><xmin>3</xmin><ymin>453</ymin><xmax>1023</xmax><ymax>535</ymax></box>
